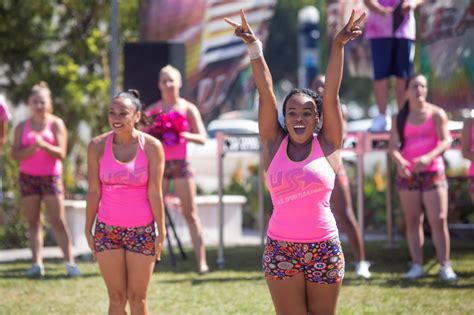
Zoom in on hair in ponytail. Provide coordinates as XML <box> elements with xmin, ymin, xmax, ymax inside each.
<box><xmin>396</xmin><ymin>101</ymin><xmax>410</xmax><ymax>150</ymax></box>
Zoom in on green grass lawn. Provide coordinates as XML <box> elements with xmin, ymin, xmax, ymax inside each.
<box><xmin>1</xmin><ymin>240</ymin><xmax>473</xmax><ymax>314</ymax></box>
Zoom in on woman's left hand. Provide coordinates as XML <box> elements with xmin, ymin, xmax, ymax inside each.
<box><xmin>155</xmin><ymin>234</ymin><xmax>165</xmax><ymax>261</ymax></box>
<box><xmin>334</xmin><ymin>9</ymin><xmax>366</xmax><ymax>46</ymax></box>
<box><xmin>413</xmin><ymin>155</ymin><xmax>432</xmax><ymax>173</ymax></box>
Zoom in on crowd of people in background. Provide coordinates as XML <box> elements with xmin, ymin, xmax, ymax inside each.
<box><xmin>0</xmin><ymin>2</ymin><xmax>472</xmax><ymax>314</ymax></box>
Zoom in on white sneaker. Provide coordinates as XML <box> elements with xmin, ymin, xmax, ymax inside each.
<box><xmin>439</xmin><ymin>265</ymin><xmax>458</xmax><ymax>282</ymax></box>
<box><xmin>368</xmin><ymin>114</ymin><xmax>389</xmax><ymax>132</ymax></box>
<box><xmin>26</xmin><ymin>263</ymin><xmax>45</xmax><ymax>278</ymax></box>
<box><xmin>355</xmin><ymin>261</ymin><xmax>371</xmax><ymax>279</ymax></box>
<box><xmin>66</xmin><ymin>263</ymin><xmax>81</xmax><ymax>277</ymax></box>
<box><xmin>403</xmin><ymin>263</ymin><xmax>424</xmax><ymax>280</ymax></box>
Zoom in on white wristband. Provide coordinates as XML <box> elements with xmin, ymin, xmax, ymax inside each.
<box><xmin>246</xmin><ymin>40</ymin><xmax>263</xmax><ymax>60</ymax></box>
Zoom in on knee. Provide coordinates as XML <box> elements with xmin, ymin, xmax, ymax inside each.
<box><xmin>127</xmin><ymin>290</ymin><xmax>147</xmax><ymax>306</ymax></box>
<box><xmin>27</xmin><ymin>219</ymin><xmax>42</xmax><ymax>230</ymax></box>
<box><xmin>109</xmin><ymin>290</ymin><xmax>127</xmax><ymax>307</ymax></box>
<box><xmin>182</xmin><ymin>209</ymin><xmax>198</xmax><ymax>222</ymax></box>
<box><xmin>49</xmin><ymin>218</ymin><xmax>67</xmax><ymax>231</ymax></box>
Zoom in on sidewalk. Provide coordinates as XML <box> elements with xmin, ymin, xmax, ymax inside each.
<box><xmin>0</xmin><ymin>230</ymin><xmax>395</xmax><ymax>263</ymax></box>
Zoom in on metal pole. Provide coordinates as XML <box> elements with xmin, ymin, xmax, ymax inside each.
<box><xmin>110</xmin><ymin>0</ymin><xmax>119</xmax><ymax>97</ymax></box>
<box><xmin>217</xmin><ymin>132</ymin><xmax>225</xmax><ymax>268</ymax></box>
<box><xmin>356</xmin><ymin>133</ymin><xmax>365</xmax><ymax>240</ymax></box>
<box><xmin>386</xmin><ymin>151</ymin><xmax>393</xmax><ymax>247</ymax></box>
<box><xmin>258</xmin><ymin>151</ymin><xmax>265</xmax><ymax>245</ymax></box>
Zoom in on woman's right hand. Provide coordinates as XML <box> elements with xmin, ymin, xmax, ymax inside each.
<box><xmin>396</xmin><ymin>161</ymin><xmax>411</xmax><ymax>178</ymax></box>
<box><xmin>224</xmin><ymin>9</ymin><xmax>257</xmax><ymax>44</ymax></box>
<box><xmin>85</xmin><ymin>233</ymin><xmax>96</xmax><ymax>261</ymax></box>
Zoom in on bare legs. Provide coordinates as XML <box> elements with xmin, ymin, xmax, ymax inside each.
<box><xmin>267</xmin><ymin>274</ymin><xmax>341</xmax><ymax>315</ymax></box>
<box><xmin>399</xmin><ymin>186</ymin><xmax>451</xmax><ymax>266</ymax></box>
<box><xmin>373</xmin><ymin>77</ymin><xmax>407</xmax><ymax>115</ymax></box>
<box><xmin>23</xmin><ymin>193</ymin><xmax>75</xmax><ymax>266</ymax></box>
<box><xmin>97</xmin><ymin>249</ymin><xmax>155</xmax><ymax>315</ymax></box>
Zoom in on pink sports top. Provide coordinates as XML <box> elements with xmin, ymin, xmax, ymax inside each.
<box><xmin>19</xmin><ymin>119</ymin><xmax>62</xmax><ymax>176</ymax></box>
<box><xmin>97</xmin><ymin>131</ymin><xmax>154</xmax><ymax>227</ymax></box>
<box><xmin>469</xmin><ymin>124</ymin><xmax>474</xmax><ymax>176</ymax></box>
<box><xmin>401</xmin><ymin>112</ymin><xmax>444</xmax><ymax>173</ymax></box>
<box><xmin>146</xmin><ymin>101</ymin><xmax>189</xmax><ymax>160</ymax></box>
<box><xmin>266</xmin><ymin>135</ymin><xmax>338</xmax><ymax>242</ymax></box>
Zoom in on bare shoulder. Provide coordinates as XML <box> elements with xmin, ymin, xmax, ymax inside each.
<box><xmin>88</xmin><ymin>133</ymin><xmax>109</xmax><ymax>153</ymax></box>
<box><xmin>50</xmin><ymin>115</ymin><xmax>66</xmax><ymax>130</ymax></box>
<box><xmin>430</xmin><ymin>104</ymin><xmax>448</xmax><ymax>122</ymax></box>
<box><xmin>143</xmin><ymin>132</ymin><xmax>163</xmax><ymax>154</ymax></box>
<box><xmin>181</xmin><ymin>98</ymin><xmax>199</xmax><ymax>113</ymax></box>
<box><xmin>14</xmin><ymin>120</ymin><xmax>27</xmax><ymax>133</ymax></box>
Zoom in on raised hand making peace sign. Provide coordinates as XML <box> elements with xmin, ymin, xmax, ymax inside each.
<box><xmin>224</xmin><ymin>9</ymin><xmax>257</xmax><ymax>44</ymax></box>
<box><xmin>334</xmin><ymin>9</ymin><xmax>366</xmax><ymax>45</ymax></box>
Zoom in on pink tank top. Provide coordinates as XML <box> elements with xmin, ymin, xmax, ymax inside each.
<box><xmin>146</xmin><ymin>101</ymin><xmax>189</xmax><ymax>160</ymax></box>
<box><xmin>402</xmin><ymin>113</ymin><xmax>444</xmax><ymax>173</ymax></box>
<box><xmin>97</xmin><ymin>131</ymin><xmax>153</xmax><ymax>227</ymax></box>
<box><xmin>266</xmin><ymin>135</ymin><xmax>338</xmax><ymax>242</ymax></box>
<box><xmin>469</xmin><ymin>124</ymin><xmax>474</xmax><ymax>176</ymax></box>
<box><xmin>19</xmin><ymin>119</ymin><xmax>62</xmax><ymax>176</ymax></box>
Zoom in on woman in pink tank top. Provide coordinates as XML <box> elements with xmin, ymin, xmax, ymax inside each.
<box><xmin>225</xmin><ymin>9</ymin><xmax>366</xmax><ymax>314</ymax></box>
<box><xmin>461</xmin><ymin>116</ymin><xmax>474</xmax><ymax>202</ymax></box>
<box><xmin>389</xmin><ymin>74</ymin><xmax>457</xmax><ymax>282</ymax></box>
<box><xmin>11</xmin><ymin>82</ymin><xmax>80</xmax><ymax>278</ymax></box>
<box><xmin>85</xmin><ymin>90</ymin><xmax>166</xmax><ymax>315</ymax></box>
<box><xmin>144</xmin><ymin>65</ymin><xmax>209</xmax><ymax>274</ymax></box>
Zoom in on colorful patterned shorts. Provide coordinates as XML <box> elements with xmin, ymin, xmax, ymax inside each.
<box><xmin>396</xmin><ymin>171</ymin><xmax>448</xmax><ymax>192</ymax></box>
<box><xmin>468</xmin><ymin>176</ymin><xmax>474</xmax><ymax>194</ymax></box>
<box><xmin>263</xmin><ymin>237</ymin><xmax>345</xmax><ymax>284</ymax></box>
<box><xmin>19</xmin><ymin>173</ymin><xmax>63</xmax><ymax>197</ymax></box>
<box><xmin>164</xmin><ymin>159</ymin><xmax>193</xmax><ymax>179</ymax></box>
<box><xmin>94</xmin><ymin>219</ymin><xmax>156</xmax><ymax>256</ymax></box>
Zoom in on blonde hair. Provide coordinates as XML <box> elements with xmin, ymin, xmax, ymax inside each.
<box><xmin>159</xmin><ymin>65</ymin><xmax>182</xmax><ymax>85</ymax></box>
<box><xmin>30</xmin><ymin>81</ymin><xmax>53</xmax><ymax>113</ymax></box>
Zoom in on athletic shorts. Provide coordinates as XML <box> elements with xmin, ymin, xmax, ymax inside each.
<box><xmin>370</xmin><ymin>38</ymin><xmax>414</xmax><ymax>80</ymax></box>
<box><xmin>94</xmin><ymin>219</ymin><xmax>156</xmax><ymax>256</ymax></box>
<box><xmin>164</xmin><ymin>159</ymin><xmax>193</xmax><ymax>180</ymax></box>
<box><xmin>396</xmin><ymin>171</ymin><xmax>448</xmax><ymax>192</ymax></box>
<box><xmin>262</xmin><ymin>236</ymin><xmax>345</xmax><ymax>284</ymax></box>
<box><xmin>19</xmin><ymin>172</ymin><xmax>63</xmax><ymax>197</ymax></box>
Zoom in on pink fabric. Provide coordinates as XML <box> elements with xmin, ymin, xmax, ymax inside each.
<box><xmin>146</xmin><ymin>101</ymin><xmax>188</xmax><ymax>160</ymax></box>
<box><xmin>469</xmin><ymin>125</ymin><xmax>474</xmax><ymax>176</ymax></box>
<box><xmin>19</xmin><ymin>119</ymin><xmax>62</xmax><ymax>176</ymax></box>
<box><xmin>402</xmin><ymin>113</ymin><xmax>445</xmax><ymax>173</ymax></box>
<box><xmin>365</xmin><ymin>0</ymin><xmax>416</xmax><ymax>40</ymax></box>
<box><xmin>266</xmin><ymin>135</ymin><xmax>338</xmax><ymax>242</ymax></box>
<box><xmin>98</xmin><ymin>131</ymin><xmax>153</xmax><ymax>227</ymax></box>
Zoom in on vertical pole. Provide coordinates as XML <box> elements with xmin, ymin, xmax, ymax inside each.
<box><xmin>258</xmin><ymin>151</ymin><xmax>265</xmax><ymax>245</ymax></box>
<box><xmin>356</xmin><ymin>133</ymin><xmax>365</xmax><ymax>239</ymax></box>
<box><xmin>217</xmin><ymin>132</ymin><xmax>225</xmax><ymax>268</ymax></box>
<box><xmin>110</xmin><ymin>0</ymin><xmax>119</xmax><ymax>97</ymax></box>
<box><xmin>386</xmin><ymin>151</ymin><xmax>393</xmax><ymax>247</ymax></box>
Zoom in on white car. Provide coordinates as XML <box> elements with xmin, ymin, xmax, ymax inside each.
<box><xmin>188</xmin><ymin>119</ymin><xmax>260</xmax><ymax>193</ymax></box>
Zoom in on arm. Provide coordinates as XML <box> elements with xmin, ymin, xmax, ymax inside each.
<box><xmin>11</xmin><ymin>122</ymin><xmax>38</xmax><ymax>161</ymax></box>
<box><xmin>145</xmin><ymin>134</ymin><xmax>166</xmax><ymax>261</ymax></box>
<box><xmin>0</xmin><ymin>120</ymin><xmax>6</xmax><ymax>148</ymax></box>
<box><xmin>461</xmin><ymin>118</ymin><xmax>474</xmax><ymax>162</ymax></box>
<box><xmin>181</xmin><ymin>101</ymin><xmax>207</xmax><ymax>145</ymax></box>
<box><xmin>412</xmin><ymin>107</ymin><xmax>451</xmax><ymax>173</ymax></box>
<box><xmin>225</xmin><ymin>10</ymin><xmax>282</xmax><ymax>169</ymax></box>
<box><xmin>84</xmin><ymin>138</ymin><xmax>103</xmax><ymax>255</ymax></box>
<box><xmin>389</xmin><ymin>115</ymin><xmax>412</xmax><ymax>178</ymax></box>
<box><xmin>37</xmin><ymin>118</ymin><xmax>67</xmax><ymax>159</ymax></box>
<box><xmin>321</xmin><ymin>10</ymin><xmax>366</xmax><ymax>151</ymax></box>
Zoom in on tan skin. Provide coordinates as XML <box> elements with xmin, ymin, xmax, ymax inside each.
<box><xmin>11</xmin><ymin>89</ymin><xmax>75</xmax><ymax>267</ymax></box>
<box><xmin>460</xmin><ymin>117</ymin><xmax>474</xmax><ymax>202</ymax></box>
<box><xmin>85</xmin><ymin>97</ymin><xmax>166</xmax><ymax>315</ymax></box>
<box><xmin>389</xmin><ymin>74</ymin><xmax>452</xmax><ymax>267</ymax></box>
<box><xmin>226</xmin><ymin>9</ymin><xmax>366</xmax><ymax>315</ymax></box>
<box><xmin>146</xmin><ymin>68</ymin><xmax>209</xmax><ymax>273</ymax></box>
<box><xmin>312</xmin><ymin>75</ymin><xmax>366</xmax><ymax>263</ymax></box>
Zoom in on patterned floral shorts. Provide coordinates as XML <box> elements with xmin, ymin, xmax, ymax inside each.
<box><xmin>262</xmin><ymin>237</ymin><xmax>345</xmax><ymax>284</ymax></box>
<box><xmin>94</xmin><ymin>219</ymin><xmax>156</xmax><ymax>256</ymax></box>
<box><xmin>396</xmin><ymin>171</ymin><xmax>448</xmax><ymax>192</ymax></box>
<box><xmin>19</xmin><ymin>173</ymin><xmax>63</xmax><ymax>197</ymax></box>
<box><xmin>164</xmin><ymin>159</ymin><xmax>193</xmax><ymax>179</ymax></box>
